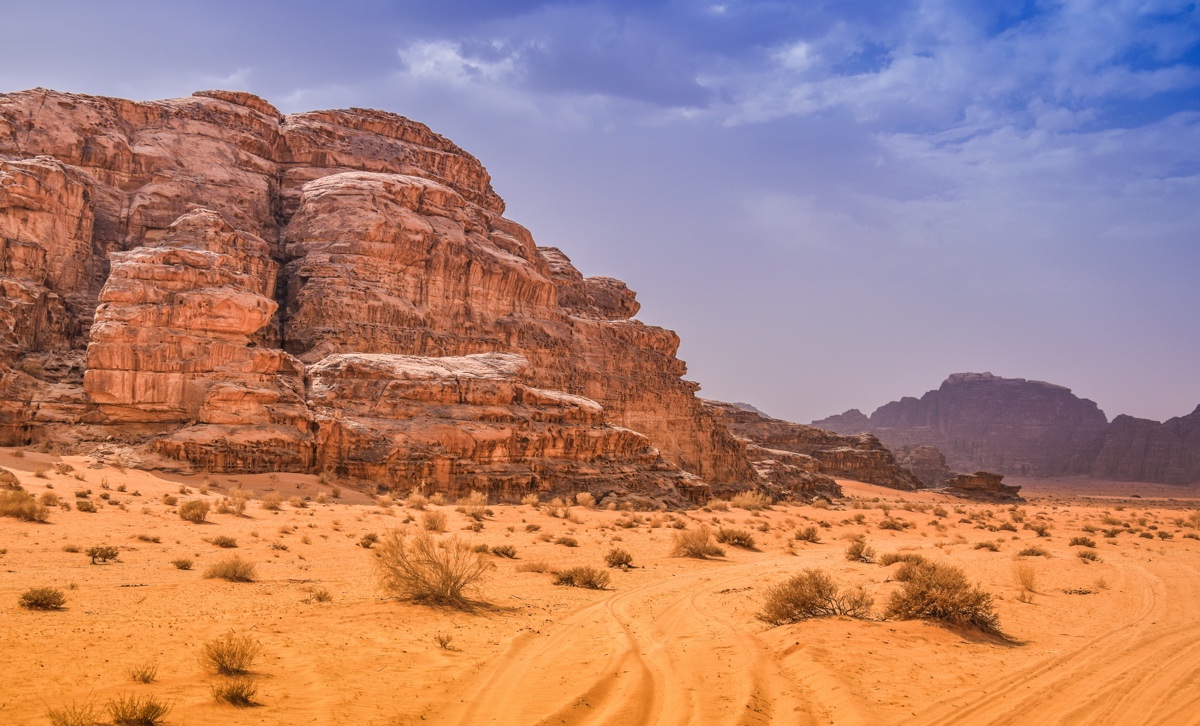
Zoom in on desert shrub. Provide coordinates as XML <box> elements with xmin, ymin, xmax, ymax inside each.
<box><xmin>575</xmin><ymin>492</ymin><xmax>596</xmax><ymax>508</ymax></box>
<box><xmin>136</xmin><ymin>534</ymin><xmax>160</xmax><ymax>543</ymax></box>
<box><xmin>707</xmin><ymin>499</ymin><xmax>730</xmax><ymax>511</ymax></box>
<box><xmin>105</xmin><ymin>693</ymin><xmax>171</xmax><ymax>725</ymax></box>
<box><xmin>520</xmin><ymin>493</ymin><xmax>540</xmax><ymax>507</ymax></box>
<box><xmin>0</xmin><ymin>489</ymin><xmax>50</xmax><ymax>522</ymax></box>
<box><xmin>20</xmin><ymin>586</ymin><xmax>66</xmax><ymax>610</ymax></box>
<box><xmin>671</xmin><ymin>526</ymin><xmax>725</xmax><ymax>558</ymax></box>
<box><xmin>1077</xmin><ymin>550</ymin><xmax>1100</xmax><ymax>562</ymax></box>
<box><xmin>472</xmin><ymin>543</ymin><xmax>490</xmax><ymax>554</ymax></box>
<box><xmin>932</xmin><ymin>505</ymin><xmax>948</xmax><ymax>518</ymax></box>
<box><xmin>215</xmin><ymin>496</ymin><xmax>247</xmax><ymax>516</ymax></box>
<box><xmin>1069</xmin><ymin>536</ymin><xmax>1096</xmax><ymax>548</ymax></box>
<box><xmin>288</xmin><ymin>496</ymin><xmax>309</xmax><ymax>509</ymax></box>
<box><xmin>302</xmin><ymin>586</ymin><xmax>333</xmax><ymax>604</ymax></box>
<box><xmin>878</xmin><ymin>552</ymin><xmax>926</xmax><ymax>567</ymax></box>
<box><xmin>210</xmin><ymin>535</ymin><xmax>237</xmax><ymax>549</ymax></box>
<box><xmin>429</xmin><ymin>492</ymin><xmax>448</xmax><ymax>506</ymax></box>
<box><xmin>46</xmin><ymin>700</ymin><xmax>103</xmax><ymax>726</ymax></box>
<box><xmin>490</xmin><ymin>544</ymin><xmax>517</xmax><ymax>558</ymax></box>
<box><xmin>74</xmin><ymin>498</ymin><xmax>96</xmax><ymax>513</ymax></box>
<box><xmin>201</xmin><ymin>632</ymin><xmax>262</xmax><ymax>675</ymax></box>
<box><xmin>516</xmin><ymin>560</ymin><xmax>551</xmax><ymax>573</ymax></box>
<box><xmin>422</xmin><ymin>510</ymin><xmax>447</xmax><ymax>532</ymax></box>
<box><xmin>203</xmin><ymin>555</ymin><xmax>256</xmax><ymax>582</ymax></box>
<box><xmin>457</xmin><ymin>490</ymin><xmax>489</xmax><ymax>520</ymax></box>
<box><xmin>211</xmin><ymin>676</ymin><xmax>258</xmax><ymax>707</ymax></box>
<box><xmin>794</xmin><ymin>526</ymin><xmax>821</xmax><ymax>544</ymax></box>
<box><xmin>729</xmin><ymin>491</ymin><xmax>771</xmax><ymax>510</ymax></box>
<box><xmin>973</xmin><ymin>541</ymin><xmax>1000</xmax><ymax>552</ymax></box>
<box><xmin>1184</xmin><ymin>532</ymin><xmax>1200</xmax><ymax>540</ymax></box>
<box><xmin>374</xmin><ymin>530</ymin><xmax>493</xmax><ymax>608</ymax></box>
<box><xmin>884</xmin><ymin>561</ymin><xmax>1001</xmax><ymax>634</ymax></box>
<box><xmin>716</xmin><ymin>527</ymin><xmax>757</xmax><ymax>549</ymax></box>
<box><xmin>757</xmin><ymin>568</ymin><xmax>874</xmax><ymax>625</ymax></box>
<box><xmin>1018</xmin><ymin>546</ymin><xmax>1051</xmax><ymax>557</ymax></box>
<box><xmin>1024</xmin><ymin>523</ymin><xmax>1050</xmax><ymax>537</ymax></box>
<box><xmin>39</xmin><ymin>491</ymin><xmax>61</xmax><ymax>507</ymax></box>
<box><xmin>359</xmin><ymin>532</ymin><xmax>379</xmax><ymax>549</ymax></box>
<box><xmin>466</xmin><ymin>521</ymin><xmax>484</xmax><ymax>532</ymax></box>
<box><xmin>605</xmin><ymin>548</ymin><xmax>634</xmax><ymax>569</ymax></box>
<box><xmin>269</xmin><ymin>542</ymin><xmax>288</xmax><ymax>551</ymax></box>
<box><xmin>878</xmin><ymin>518</ymin><xmax>907</xmax><ymax>531</ymax></box>
<box><xmin>179</xmin><ymin>499</ymin><xmax>210</xmax><ymax>523</ymax></box>
<box><xmin>256</xmin><ymin>492</ymin><xmax>281</xmax><ymax>511</ymax></box>
<box><xmin>845</xmin><ymin>539</ymin><xmax>876</xmax><ymax>563</ymax></box>
<box><xmin>554</xmin><ymin>536</ymin><xmax>579</xmax><ymax>547</ymax></box>
<box><xmin>553</xmin><ymin>566</ymin><xmax>611</xmax><ymax>589</ymax></box>
<box><xmin>1012</xmin><ymin>562</ymin><xmax>1037</xmax><ymax>592</ymax></box>
<box><xmin>127</xmin><ymin>662</ymin><xmax>157</xmax><ymax>684</ymax></box>
<box><xmin>171</xmin><ymin>558</ymin><xmax>193</xmax><ymax>571</ymax></box>
<box><xmin>87</xmin><ymin>545</ymin><xmax>120</xmax><ymax>564</ymax></box>
<box><xmin>1157</xmin><ymin>531</ymin><xmax>1173</xmax><ymax>540</ymax></box>
<box><xmin>161</xmin><ymin>494</ymin><xmax>178</xmax><ymax>506</ymax></box>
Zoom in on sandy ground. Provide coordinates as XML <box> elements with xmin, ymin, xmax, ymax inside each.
<box><xmin>3</xmin><ymin>448</ymin><xmax>1200</xmax><ymax>725</ymax></box>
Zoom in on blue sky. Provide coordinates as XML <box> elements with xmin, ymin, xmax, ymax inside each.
<box><xmin>3</xmin><ymin>0</ymin><xmax>1198</xmax><ymax>422</ymax></box>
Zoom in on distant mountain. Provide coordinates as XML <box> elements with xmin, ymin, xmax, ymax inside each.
<box><xmin>815</xmin><ymin>372</ymin><xmax>1200</xmax><ymax>484</ymax></box>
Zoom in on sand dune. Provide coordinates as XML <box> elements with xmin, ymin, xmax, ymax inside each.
<box><xmin>3</xmin><ymin>448</ymin><xmax>1200</xmax><ymax>725</ymax></box>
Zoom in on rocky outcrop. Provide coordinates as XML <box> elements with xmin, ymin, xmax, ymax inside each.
<box><xmin>1091</xmin><ymin>406</ymin><xmax>1200</xmax><ymax>485</ymax></box>
<box><xmin>703</xmin><ymin>399</ymin><xmax>921</xmax><ymax>492</ymax></box>
<box><xmin>943</xmin><ymin>471</ymin><xmax>1022</xmax><ymax>500</ymax></box>
<box><xmin>815</xmin><ymin>372</ymin><xmax>1110</xmax><ymax>477</ymax></box>
<box><xmin>894</xmin><ymin>445</ymin><xmax>954</xmax><ymax>488</ymax></box>
<box><xmin>0</xmin><ymin>87</ymin><xmax>755</xmax><ymax>499</ymax></box>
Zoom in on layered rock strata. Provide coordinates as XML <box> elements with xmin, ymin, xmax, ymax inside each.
<box><xmin>0</xmin><ymin>87</ymin><xmax>756</xmax><ymax>500</ymax></box>
<box><xmin>1090</xmin><ymin>406</ymin><xmax>1200</xmax><ymax>485</ymax></box>
<box><xmin>894</xmin><ymin>445</ymin><xmax>954</xmax><ymax>488</ymax></box>
<box><xmin>703</xmin><ymin>400</ymin><xmax>922</xmax><ymax>493</ymax></box>
<box><xmin>943</xmin><ymin>471</ymin><xmax>1022</xmax><ymax>500</ymax></box>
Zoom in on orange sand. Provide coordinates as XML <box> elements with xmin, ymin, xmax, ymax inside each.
<box><xmin>3</xmin><ymin>448</ymin><xmax>1200</xmax><ymax>725</ymax></box>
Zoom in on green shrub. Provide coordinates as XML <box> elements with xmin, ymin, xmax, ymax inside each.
<box><xmin>757</xmin><ymin>568</ymin><xmax>874</xmax><ymax>625</ymax></box>
<box><xmin>553</xmin><ymin>566</ymin><xmax>611</xmax><ymax>589</ymax></box>
<box><xmin>20</xmin><ymin>586</ymin><xmax>66</xmax><ymax>610</ymax></box>
<box><xmin>179</xmin><ymin>499</ymin><xmax>210</xmax><ymax>523</ymax></box>
<box><xmin>883</xmin><ymin>561</ymin><xmax>1001</xmax><ymax>634</ymax></box>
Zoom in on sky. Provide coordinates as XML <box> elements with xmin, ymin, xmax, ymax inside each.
<box><xmin>2</xmin><ymin>0</ymin><xmax>1198</xmax><ymax>423</ymax></box>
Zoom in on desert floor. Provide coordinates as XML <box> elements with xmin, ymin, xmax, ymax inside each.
<box><xmin>3</xmin><ymin>448</ymin><xmax>1200</xmax><ymax>725</ymax></box>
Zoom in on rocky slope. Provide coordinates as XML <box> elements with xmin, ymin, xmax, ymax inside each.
<box><xmin>816</xmin><ymin>372</ymin><xmax>1199</xmax><ymax>484</ymax></box>
<box><xmin>702</xmin><ymin>400</ymin><xmax>920</xmax><ymax>493</ymax></box>
<box><xmin>0</xmin><ymin>87</ymin><xmax>753</xmax><ymax>502</ymax></box>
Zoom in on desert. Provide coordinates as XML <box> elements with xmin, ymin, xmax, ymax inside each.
<box><xmin>5</xmin><ymin>448</ymin><xmax>1200</xmax><ymax>725</ymax></box>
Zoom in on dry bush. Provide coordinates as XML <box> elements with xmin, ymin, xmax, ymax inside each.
<box><xmin>127</xmin><ymin>662</ymin><xmax>158</xmax><ymax>684</ymax></box>
<box><xmin>87</xmin><ymin>545</ymin><xmax>119</xmax><ymax>564</ymax></box>
<box><xmin>884</xmin><ymin>561</ymin><xmax>1001</xmax><ymax>635</ymax></box>
<box><xmin>135</xmin><ymin>534</ymin><xmax>160</xmax><ymax>543</ymax></box>
<box><xmin>215</xmin><ymin>496</ymin><xmax>247</xmax><ymax>516</ymax></box>
<box><xmin>20</xmin><ymin>586</ymin><xmax>66</xmax><ymax>610</ymax></box>
<box><xmin>1077</xmin><ymin>550</ymin><xmax>1101</xmax><ymax>562</ymax></box>
<box><xmin>794</xmin><ymin>526</ymin><xmax>822</xmax><ymax>544</ymax></box>
<box><xmin>179</xmin><ymin>499</ymin><xmax>210</xmax><ymax>523</ymax></box>
<box><xmin>288</xmin><ymin>496</ymin><xmax>308</xmax><ymax>509</ymax></box>
<box><xmin>211</xmin><ymin>676</ymin><xmax>258</xmax><ymax>707</ymax></box>
<box><xmin>729</xmin><ymin>491</ymin><xmax>771</xmax><ymax>510</ymax></box>
<box><xmin>757</xmin><ymin>568</ymin><xmax>874</xmax><ymax>625</ymax></box>
<box><xmin>516</xmin><ymin>560</ymin><xmax>550</xmax><ymax>573</ymax></box>
<box><xmin>171</xmin><ymin>558</ymin><xmax>193</xmax><ymax>571</ymax></box>
<box><xmin>203</xmin><ymin>555</ymin><xmax>256</xmax><ymax>582</ymax></box>
<box><xmin>1018</xmin><ymin>546</ymin><xmax>1051</xmax><ymax>557</ymax></box>
<box><xmin>53</xmin><ymin>462</ymin><xmax>74</xmax><ymax>475</ymax></box>
<box><xmin>201</xmin><ymin>633</ymin><xmax>262</xmax><ymax>675</ymax></box>
<box><xmin>715</xmin><ymin>527</ymin><xmax>757</xmax><ymax>549</ymax></box>
<box><xmin>1012</xmin><ymin>561</ymin><xmax>1037</xmax><ymax>592</ymax></box>
<box><xmin>973</xmin><ymin>541</ymin><xmax>1000</xmax><ymax>552</ymax></box>
<box><xmin>302</xmin><ymin>586</ymin><xmax>333</xmax><ymax>604</ymax></box>
<box><xmin>672</xmin><ymin>526</ymin><xmax>725</xmax><ymax>559</ymax></box>
<box><xmin>878</xmin><ymin>552</ymin><xmax>926</xmax><ymax>567</ymax></box>
<box><xmin>359</xmin><ymin>532</ymin><xmax>379</xmax><ymax>549</ymax></box>
<box><xmin>161</xmin><ymin>494</ymin><xmax>178</xmax><ymax>506</ymax></box>
<box><xmin>845</xmin><ymin>539</ymin><xmax>876</xmax><ymax>563</ymax></box>
<box><xmin>574</xmin><ymin>491</ymin><xmax>596</xmax><ymax>508</ymax></box>
<box><xmin>105</xmin><ymin>693</ymin><xmax>171</xmax><ymax>725</ymax></box>
<box><xmin>520</xmin><ymin>493</ymin><xmax>540</xmax><ymax>507</ymax></box>
<box><xmin>210</xmin><ymin>535</ymin><xmax>238</xmax><ymax>549</ymax></box>
<box><xmin>553</xmin><ymin>566</ymin><xmax>611</xmax><ymax>589</ymax></box>
<box><xmin>1069</xmin><ymin>536</ymin><xmax>1096</xmax><ymax>548</ymax></box>
<box><xmin>429</xmin><ymin>492</ymin><xmax>448</xmax><ymax>506</ymax></box>
<box><xmin>707</xmin><ymin>499</ymin><xmax>730</xmax><ymax>511</ymax></box>
<box><xmin>554</xmin><ymin>536</ymin><xmax>579</xmax><ymax>547</ymax></box>
<box><xmin>1</xmin><ymin>488</ymin><xmax>51</xmax><ymax>522</ymax></box>
<box><xmin>422</xmin><ymin>510</ymin><xmax>447</xmax><ymax>532</ymax></box>
<box><xmin>374</xmin><ymin>530</ymin><xmax>493</xmax><ymax>608</ymax></box>
<box><xmin>457</xmin><ymin>490</ymin><xmax>489</xmax><ymax>520</ymax></box>
<box><xmin>605</xmin><ymin>548</ymin><xmax>634</xmax><ymax>568</ymax></box>
<box><xmin>260</xmin><ymin>492</ymin><xmax>282</xmax><ymax>511</ymax></box>
<box><xmin>46</xmin><ymin>699</ymin><xmax>102</xmax><ymax>726</ymax></box>
<box><xmin>403</xmin><ymin>491</ymin><xmax>429</xmax><ymax>510</ymax></box>
<box><xmin>490</xmin><ymin>544</ymin><xmax>517</xmax><ymax>558</ymax></box>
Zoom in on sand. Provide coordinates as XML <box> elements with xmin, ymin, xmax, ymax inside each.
<box><xmin>3</xmin><ymin>448</ymin><xmax>1200</xmax><ymax>725</ymax></box>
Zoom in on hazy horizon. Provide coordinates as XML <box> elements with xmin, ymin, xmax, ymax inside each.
<box><xmin>3</xmin><ymin>0</ymin><xmax>1197</xmax><ymax>424</ymax></box>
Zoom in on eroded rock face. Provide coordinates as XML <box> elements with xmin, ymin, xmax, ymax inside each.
<box><xmin>1091</xmin><ymin>407</ymin><xmax>1200</xmax><ymax>485</ymax></box>
<box><xmin>894</xmin><ymin>445</ymin><xmax>954</xmax><ymax>488</ymax></box>
<box><xmin>0</xmin><ymin>87</ymin><xmax>754</xmax><ymax>496</ymax></box>
<box><xmin>815</xmin><ymin>372</ymin><xmax>1110</xmax><ymax>477</ymax></box>
<box><xmin>703</xmin><ymin>399</ymin><xmax>921</xmax><ymax>492</ymax></box>
<box><xmin>943</xmin><ymin>471</ymin><xmax>1022</xmax><ymax>500</ymax></box>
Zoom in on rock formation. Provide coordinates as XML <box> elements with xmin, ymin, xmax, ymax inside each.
<box><xmin>815</xmin><ymin>372</ymin><xmax>1110</xmax><ymax>478</ymax></box>
<box><xmin>1090</xmin><ymin>406</ymin><xmax>1200</xmax><ymax>485</ymax></box>
<box><xmin>894</xmin><ymin>445</ymin><xmax>954</xmax><ymax>488</ymax></box>
<box><xmin>0</xmin><ymin>87</ymin><xmax>756</xmax><ymax>502</ymax></box>
<box><xmin>943</xmin><ymin>471</ymin><xmax>1022</xmax><ymax>500</ymax></box>
<box><xmin>703</xmin><ymin>400</ymin><xmax>921</xmax><ymax>493</ymax></box>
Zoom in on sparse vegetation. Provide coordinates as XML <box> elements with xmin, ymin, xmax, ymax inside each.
<box><xmin>1069</xmin><ymin>536</ymin><xmax>1097</xmax><ymax>548</ymax></box>
<box><xmin>260</xmin><ymin>492</ymin><xmax>283</xmax><ymax>510</ymax></box>
<box><xmin>127</xmin><ymin>662</ymin><xmax>158</xmax><ymax>684</ymax></box>
<box><xmin>554</xmin><ymin>536</ymin><xmax>579</xmax><ymax>547</ymax></box>
<box><xmin>1018</xmin><ymin>546</ymin><xmax>1051</xmax><ymax>557</ymax></box>
<box><xmin>211</xmin><ymin>676</ymin><xmax>258</xmax><ymax>707</ymax></box>
<box><xmin>553</xmin><ymin>566</ymin><xmax>611</xmax><ymax>589</ymax></box>
<box><xmin>729</xmin><ymin>491</ymin><xmax>771</xmax><ymax>510</ymax></box>
<box><xmin>0</xmin><ymin>489</ymin><xmax>50</xmax><ymax>522</ymax></box>
<box><xmin>203</xmin><ymin>555</ymin><xmax>256</xmax><ymax>582</ymax></box>
<box><xmin>210</xmin><ymin>535</ymin><xmax>238</xmax><ymax>548</ymax></box>
<box><xmin>1077</xmin><ymin>550</ymin><xmax>1101</xmax><ymax>562</ymax></box>
<box><xmin>716</xmin><ymin>527</ymin><xmax>757</xmax><ymax>548</ymax></box>
<box><xmin>201</xmin><ymin>632</ymin><xmax>262</xmax><ymax>675</ymax></box>
<box><xmin>105</xmin><ymin>693</ymin><xmax>171</xmax><ymax>725</ymax></box>
<box><xmin>884</xmin><ymin>561</ymin><xmax>1001</xmax><ymax>635</ymax></box>
<box><xmin>171</xmin><ymin>558</ymin><xmax>193</xmax><ymax>571</ymax></box>
<box><xmin>179</xmin><ymin>499</ymin><xmax>210</xmax><ymax>523</ymax></box>
<box><xmin>457</xmin><ymin>490</ymin><xmax>489</xmax><ymax>520</ymax></box>
<box><xmin>516</xmin><ymin>560</ymin><xmax>551</xmax><ymax>573</ymax></box>
<box><xmin>87</xmin><ymin>545</ymin><xmax>119</xmax><ymax>564</ymax></box>
<box><xmin>794</xmin><ymin>525</ymin><xmax>822</xmax><ymax>543</ymax></box>
<box><xmin>359</xmin><ymin>532</ymin><xmax>379</xmax><ymax>548</ymax></box>
<box><xmin>374</xmin><ymin>531</ymin><xmax>493</xmax><ymax>608</ymax></box>
<box><xmin>605</xmin><ymin>548</ymin><xmax>634</xmax><ymax>569</ymax></box>
<box><xmin>422</xmin><ymin>510</ymin><xmax>447</xmax><ymax>532</ymax></box>
<box><xmin>19</xmin><ymin>586</ymin><xmax>66</xmax><ymax>610</ymax></box>
<box><xmin>671</xmin><ymin>526</ymin><xmax>725</xmax><ymax>558</ymax></box>
<box><xmin>845</xmin><ymin>539</ymin><xmax>876</xmax><ymax>563</ymax></box>
<box><xmin>490</xmin><ymin>544</ymin><xmax>517</xmax><ymax>558</ymax></box>
<box><xmin>46</xmin><ymin>699</ymin><xmax>103</xmax><ymax>726</ymax></box>
<box><xmin>757</xmin><ymin>568</ymin><xmax>874</xmax><ymax>625</ymax></box>
<box><xmin>1012</xmin><ymin>561</ymin><xmax>1037</xmax><ymax>592</ymax></box>
<box><xmin>302</xmin><ymin>586</ymin><xmax>333</xmax><ymax>604</ymax></box>
<box><xmin>878</xmin><ymin>552</ymin><xmax>926</xmax><ymax>567</ymax></box>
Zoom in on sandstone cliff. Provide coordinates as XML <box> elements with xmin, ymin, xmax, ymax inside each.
<box><xmin>703</xmin><ymin>400</ymin><xmax>921</xmax><ymax>492</ymax></box>
<box><xmin>0</xmin><ymin>87</ymin><xmax>755</xmax><ymax>502</ymax></box>
<box><xmin>1090</xmin><ymin>406</ymin><xmax>1200</xmax><ymax>485</ymax></box>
